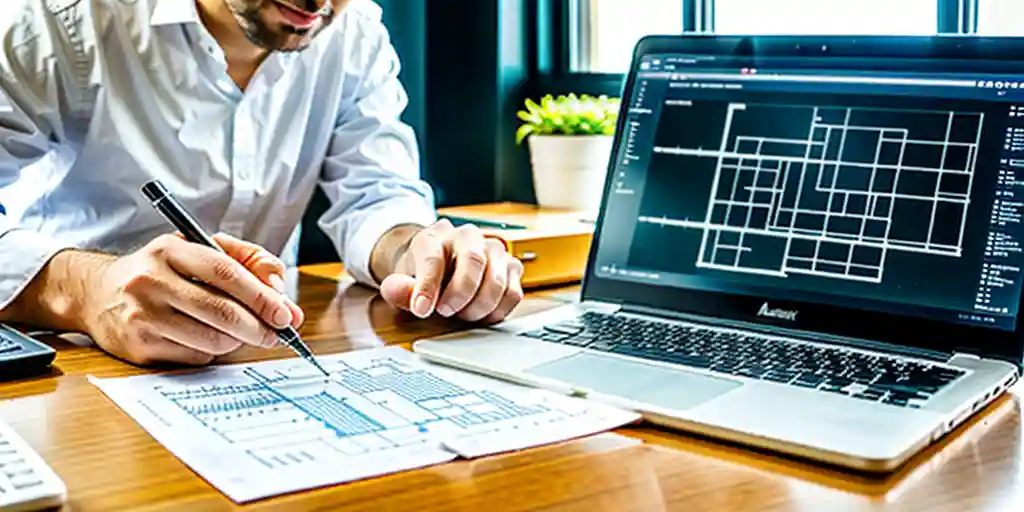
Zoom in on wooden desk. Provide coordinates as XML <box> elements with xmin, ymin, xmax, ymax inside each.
<box><xmin>1</xmin><ymin>264</ymin><xmax>1022</xmax><ymax>511</ymax></box>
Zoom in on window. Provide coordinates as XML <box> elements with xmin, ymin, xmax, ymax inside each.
<box><xmin>977</xmin><ymin>0</ymin><xmax>1024</xmax><ymax>35</ymax></box>
<box><xmin>570</xmin><ymin>0</ymin><xmax>943</xmax><ymax>74</ymax></box>
<box><xmin>571</xmin><ymin>0</ymin><xmax>683</xmax><ymax>73</ymax></box>
<box><xmin>714</xmin><ymin>0</ymin><xmax>938</xmax><ymax>35</ymax></box>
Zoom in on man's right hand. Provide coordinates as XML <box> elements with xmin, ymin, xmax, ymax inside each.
<box><xmin>2</xmin><ymin>234</ymin><xmax>303</xmax><ymax>367</ymax></box>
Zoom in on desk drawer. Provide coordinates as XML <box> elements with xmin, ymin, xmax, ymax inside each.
<box><xmin>507</xmin><ymin>234</ymin><xmax>592</xmax><ymax>288</ymax></box>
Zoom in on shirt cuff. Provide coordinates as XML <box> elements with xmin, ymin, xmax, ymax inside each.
<box><xmin>0</xmin><ymin>229</ymin><xmax>71</xmax><ymax>311</ymax></box>
<box><xmin>344</xmin><ymin>200</ymin><xmax>437</xmax><ymax>288</ymax></box>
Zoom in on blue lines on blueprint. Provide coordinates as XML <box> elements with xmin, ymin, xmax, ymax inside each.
<box><xmin>335</xmin><ymin>363</ymin><xmax>469</xmax><ymax>402</ymax></box>
<box><xmin>445</xmin><ymin>391</ymin><xmax>548</xmax><ymax>428</ymax></box>
<box><xmin>153</xmin><ymin>356</ymin><xmax>569</xmax><ymax>470</ymax></box>
<box><xmin>294</xmin><ymin>393</ymin><xmax>382</xmax><ymax>435</ymax></box>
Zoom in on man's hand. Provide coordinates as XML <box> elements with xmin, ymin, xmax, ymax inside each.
<box><xmin>375</xmin><ymin>220</ymin><xmax>525</xmax><ymax>323</ymax></box>
<box><xmin>2</xmin><ymin>234</ymin><xmax>303</xmax><ymax>367</ymax></box>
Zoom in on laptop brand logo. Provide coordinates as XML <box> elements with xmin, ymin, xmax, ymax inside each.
<box><xmin>758</xmin><ymin>302</ymin><xmax>798</xmax><ymax>321</ymax></box>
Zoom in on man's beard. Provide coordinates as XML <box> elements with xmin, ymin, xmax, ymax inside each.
<box><xmin>227</xmin><ymin>1</ymin><xmax>335</xmax><ymax>52</ymax></box>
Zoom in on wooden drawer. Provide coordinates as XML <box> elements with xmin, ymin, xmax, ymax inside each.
<box><xmin>507</xmin><ymin>233</ymin><xmax>592</xmax><ymax>288</ymax></box>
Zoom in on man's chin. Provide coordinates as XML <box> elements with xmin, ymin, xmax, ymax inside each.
<box><xmin>272</xmin><ymin>39</ymin><xmax>315</xmax><ymax>53</ymax></box>
<box><xmin>244</xmin><ymin>32</ymin><xmax>313</xmax><ymax>53</ymax></box>
<box><xmin>267</xmin><ymin>28</ymin><xmax>319</xmax><ymax>52</ymax></box>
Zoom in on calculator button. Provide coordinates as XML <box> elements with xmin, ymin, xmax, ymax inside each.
<box><xmin>2</xmin><ymin>462</ymin><xmax>31</xmax><ymax>476</ymax></box>
<box><xmin>8</xmin><ymin>474</ymin><xmax>43</xmax><ymax>489</ymax></box>
<box><xmin>0</xmin><ymin>333</ymin><xmax>24</xmax><ymax>353</ymax></box>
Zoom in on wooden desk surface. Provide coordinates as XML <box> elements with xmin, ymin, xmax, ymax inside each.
<box><xmin>2</xmin><ymin>264</ymin><xmax>1022</xmax><ymax>511</ymax></box>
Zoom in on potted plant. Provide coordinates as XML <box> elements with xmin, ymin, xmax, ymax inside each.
<box><xmin>516</xmin><ymin>93</ymin><xmax>620</xmax><ymax>214</ymax></box>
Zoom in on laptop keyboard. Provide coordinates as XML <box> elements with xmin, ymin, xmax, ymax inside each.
<box><xmin>521</xmin><ymin>312</ymin><xmax>967</xmax><ymax>409</ymax></box>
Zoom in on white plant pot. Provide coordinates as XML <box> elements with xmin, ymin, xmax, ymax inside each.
<box><xmin>527</xmin><ymin>135</ymin><xmax>613</xmax><ymax>215</ymax></box>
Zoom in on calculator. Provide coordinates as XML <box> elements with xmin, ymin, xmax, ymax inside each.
<box><xmin>0</xmin><ymin>326</ymin><xmax>56</xmax><ymax>381</ymax></box>
<box><xmin>0</xmin><ymin>419</ymin><xmax>66</xmax><ymax>511</ymax></box>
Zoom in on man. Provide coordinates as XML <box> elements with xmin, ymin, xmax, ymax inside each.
<box><xmin>0</xmin><ymin>0</ymin><xmax>524</xmax><ymax>366</ymax></box>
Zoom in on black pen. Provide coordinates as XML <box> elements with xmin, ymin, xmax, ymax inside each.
<box><xmin>140</xmin><ymin>179</ymin><xmax>329</xmax><ymax>378</ymax></box>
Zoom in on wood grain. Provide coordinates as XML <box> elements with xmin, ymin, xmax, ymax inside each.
<box><xmin>1</xmin><ymin>264</ymin><xmax>1022</xmax><ymax>511</ymax></box>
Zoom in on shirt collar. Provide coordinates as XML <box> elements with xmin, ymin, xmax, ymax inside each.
<box><xmin>150</xmin><ymin>0</ymin><xmax>298</xmax><ymax>87</ymax></box>
<box><xmin>150</xmin><ymin>0</ymin><xmax>201</xmax><ymax>27</ymax></box>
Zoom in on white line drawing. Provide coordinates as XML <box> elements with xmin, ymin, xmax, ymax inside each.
<box><xmin>642</xmin><ymin>103</ymin><xmax>984</xmax><ymax>283</ymax></box>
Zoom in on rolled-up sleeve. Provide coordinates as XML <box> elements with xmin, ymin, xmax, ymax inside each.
<box><xmin>318</xmin><ymin>24</ymin><xmax>436</xmax><ymax>287</ymax></box>
<box><xmin>0</xmin><ymin>7</ymin><xmax>79</xmax><ymax>311</ymax></box>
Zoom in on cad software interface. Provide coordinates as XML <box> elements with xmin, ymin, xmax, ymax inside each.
<box><xmin>596</xmin><ymin>52</ymin><xmax>1024</xmax><ymax>330</ymax></box>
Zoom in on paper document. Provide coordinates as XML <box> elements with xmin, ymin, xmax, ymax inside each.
<box><xmin>90</xmin><ymin>346</ymin><xmax>639</xmax><ymax>502</ymax></box>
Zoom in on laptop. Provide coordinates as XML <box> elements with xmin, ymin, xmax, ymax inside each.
<box><xmin>413</xmin><ymin>34</ymin><xmax>1024</xmax><ymax>472</ymax></box>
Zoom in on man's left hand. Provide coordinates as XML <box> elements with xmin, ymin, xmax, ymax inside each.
<box><xmin>377</xmin><ymin>220</ymin><xmax>524</xmax><ymax>323</ymax></box>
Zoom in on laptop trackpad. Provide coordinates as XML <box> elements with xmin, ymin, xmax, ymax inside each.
<box><xmin>527</xmin><ymin>352</ymin><xmax>742</xmax><ymax>410</ymax></box>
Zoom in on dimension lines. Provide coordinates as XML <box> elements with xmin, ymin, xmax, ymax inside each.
<box><xmin>646</xmin><ymin>103</ymin><xmax>983</xmax><ymax>283</ymax></box>
<box><xmin>154</xmin><ymin>356</ymin><xmax>573</xmax><ymax>471</ymax></box>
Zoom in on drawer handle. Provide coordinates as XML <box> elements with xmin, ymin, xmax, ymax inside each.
<box><xmin>518</xmin><ymin>251</ymin><xmax>537</xmax><ymax>262</ymax></box>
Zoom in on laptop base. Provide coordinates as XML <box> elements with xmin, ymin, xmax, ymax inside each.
<box><xmin>413</xmin><ymin>305</ymin><xmax>1017</xmax><ymax>473</ymax></box>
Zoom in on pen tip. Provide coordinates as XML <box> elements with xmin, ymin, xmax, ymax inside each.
<box><xmin>313</xmin><ymin>361</ymin><xmax>330</xmax><ymax>378</ymax></box>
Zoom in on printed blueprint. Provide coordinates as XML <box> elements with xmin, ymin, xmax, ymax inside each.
<box><xmin>90</xmin><ymin>347</ymin><xmax>639</xmax><ymax>502</ymax></box>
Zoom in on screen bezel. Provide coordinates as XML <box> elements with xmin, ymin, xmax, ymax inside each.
<box><xmin>581</xmin><ymin>34</ymin><xmax>1024</xmax><ymax>369</ymax></box>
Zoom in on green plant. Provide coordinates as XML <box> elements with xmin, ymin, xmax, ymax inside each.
<box><xmin>515</xmin><ymin>93</ymin><xmax>621</xmax><ymax>144</ymax></box>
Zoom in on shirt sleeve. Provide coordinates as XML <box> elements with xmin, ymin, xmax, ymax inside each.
<box><xmin>0</xmin><ymin>3</ymin><xmax>86</xmax><ymax>311</ymax></box>
<box><xmin>318</xmin><ymin>22</ymin><xmax>436</xmax><ymax>287</ymax></box>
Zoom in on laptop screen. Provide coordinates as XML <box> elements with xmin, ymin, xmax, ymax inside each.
<box><xmin>593</xmin><ymin>50</ymin><xmax>1024</xmax><ymax>331</ymax></box>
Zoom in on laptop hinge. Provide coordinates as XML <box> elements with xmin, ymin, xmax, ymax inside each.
<box><xmin>618</xmin><ymin>304</ymin><xmax>954</xmax><ymax>362</ymax></box>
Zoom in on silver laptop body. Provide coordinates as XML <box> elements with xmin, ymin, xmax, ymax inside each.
<box><xmin>415</xmin><ymin>34</ymin><xmax>1024</xmax><ymax>472</ymax></box>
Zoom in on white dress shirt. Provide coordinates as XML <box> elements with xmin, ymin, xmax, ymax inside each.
<box><xmin>0</xmin><ymin>0</ymin><xmax>436</xmax><ymax>310</ymax></box>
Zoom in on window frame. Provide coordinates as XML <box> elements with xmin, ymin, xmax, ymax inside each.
<box><xmin>540</xmin><ymin>0</ymin><xmax>980</xmax><ymax>82</ymax></box>
<box><xmin>530</xmin><ymin>0</ymin><xmax>625</xmax><ymax>96</ymax></box>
